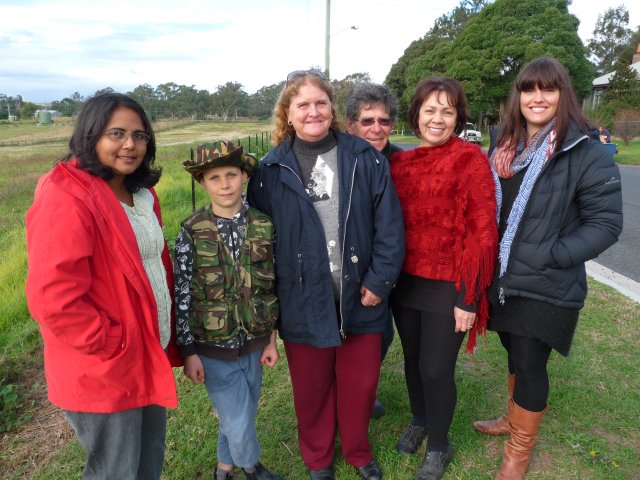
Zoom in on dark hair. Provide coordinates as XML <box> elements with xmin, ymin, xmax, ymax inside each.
<box><xmin>344</xmin><ymin>82</ymin><xmax>397</xmax><ymax>122</ymax></box>
<box><xmin>64</xmin><ymin>93</ymin><xmax>160</xmax><ymax>192</ymax></box>
<box><xmin>497</xmin><ymin>56</ymin><xmax>591</xmax><ymax>150</ymax></box>
<box><xmin>407</xmin><ymin>77</ymin><xmax>469</xmax><ymax>136</ymax></box>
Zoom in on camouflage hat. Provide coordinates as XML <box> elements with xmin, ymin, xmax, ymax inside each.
<box><xmin>183</xmin><ymin>140</ymin><xmax>258</xmax><ymax>179</ymax></box>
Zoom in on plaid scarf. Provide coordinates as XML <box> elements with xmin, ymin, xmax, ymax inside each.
<box><xmin>490</xmin><ymin>119</ymin><xmax>557</xmax><ymax>282</ymax></box>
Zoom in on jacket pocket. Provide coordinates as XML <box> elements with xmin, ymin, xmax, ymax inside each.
<box><xmin>249</xmin><ymin>238</ymin><xmax>275</xmax><ymax>291</ymax></box>
<box><xmin>246</xmin><ymin>293</ymin><xmax>279</xmax><ymax>336</ymax></box>
<box><xmin>191</xmin><ymin>301</ymin><xmax>234</xmax><ymax>340</ymax></box>
<box><xmin>197</xmin><ymin>267</ymin><xmax>225</xmax><ymax>300</ymax></box>
<box><xmin>97</xmin><ymin>318</ymin><xmax>124</xmax><ymax>361</ymax></box>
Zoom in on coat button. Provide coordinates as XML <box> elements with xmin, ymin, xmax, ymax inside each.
<box><xmin>350</xmin><ymin>255</ymin><xmax>358</xmax><ymax>263</ymax></box>
<box><xmin>344</xmin><ymin>275</ymin><xmax>350</xmax><ymax>280</ymax></box>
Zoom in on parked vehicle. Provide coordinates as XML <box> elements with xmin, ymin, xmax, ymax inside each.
<box><xmin>459</xmin><ymin>122</ymin><xmax>482</xmax><ymax>144</ymax></box>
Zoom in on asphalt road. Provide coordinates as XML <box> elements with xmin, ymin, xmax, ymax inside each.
<box><xmin>395</xmin><ymin>143</ymin><xmax>638</xmax><ymax>283</ymax></box>
<box><xmin>595</xmin><ymin>164</ymin><xmax>639</xmax><ymax>282</ymax></box>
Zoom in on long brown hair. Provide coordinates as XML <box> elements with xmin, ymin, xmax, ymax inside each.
<box><xmin>272</xmin><ymin>74</ymin><xmax>341</xmax><ymax>146</ymax></box>
<box><xmin>497</xmin><ymin>56</ymin><xmax>591</xmax><ymax>150</ymax></box>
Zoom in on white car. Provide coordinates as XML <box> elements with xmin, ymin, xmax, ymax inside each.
<box><xmin>459</xmin><ymin>122</ymin><xmax>482</xmax><ymax>145</ymax></box>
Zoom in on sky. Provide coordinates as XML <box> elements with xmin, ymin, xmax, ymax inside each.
<box><xmin>1</xmin><ymin>0</ymin><xmax>639</xmax><ymax>104</ymax></box>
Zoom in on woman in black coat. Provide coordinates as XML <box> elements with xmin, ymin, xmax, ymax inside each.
<box><xmin>473</xmin><ymin>56</ymin><xmax>623</xmax><ymax>480</ymax></box>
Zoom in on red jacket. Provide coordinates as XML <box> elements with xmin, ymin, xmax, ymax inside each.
<box><xmin>390</xmin><ymin>137</ymin><xmax>498</xmax><ymax>350</ymax></box>
<box><xmin>26</xmin><ymin>161</ymin><xmax>179</xmax><ymax>413</ymax></box>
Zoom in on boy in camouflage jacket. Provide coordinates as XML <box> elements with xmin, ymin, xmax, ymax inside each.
<box><xmin>175</xmin><ymin>141</ymin><xmax>282</xmax><ymax>480</ymax></box>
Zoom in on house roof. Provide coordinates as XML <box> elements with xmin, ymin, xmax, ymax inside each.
<box><xmin>593</xmin><ymin>61</ymin><xmax>640</xmax><ymax>87</ymax></box>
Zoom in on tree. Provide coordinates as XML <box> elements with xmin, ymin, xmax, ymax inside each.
<box><xmin>0</xmin><ymin>94</ymin><xmax>24</xmax><ymax>119</ymax></box>
<box><xmin>616</xmin><ymin>27</ymin><xmax>640</xmax><ymax>66</ymax></box>
<box><xmin>249</xmin><ymin>82</ymin><xmax>285</xmax><ymax>119</ymax></box>
<box><xmin>399</xmin><ymin>0</ymin><xmax>593</xmax><ymax>124</ymax></box>
<box><xmin>385</xmin><ymin>0</ymin><xmax>488</xmax><ymax>117</ymax></box>
<box><xmin>210</xmin><ymin>82</ymin><xmax>248</xmax><ymax>122</ymax></box>
<box><xmin>93</xmin><ymin>87</ymin><xmax>115</xmax><ymax>97</ymax></box>
<box><xmin>50</xmin><ymin>92</ymin><xmax>83</xmax><ymax>116</ymax></box>
<box><xmin>587</xmin><ymin>6</ymin><xmax>632</xmax><ymax>76</ymax></box>
<box><xmin>128</xmin><ymin>84</ymin><xmax>158</xmax><ymax>118</ymax></box>
<box><xmin>603</xmin><ymin>61</ymin><xmax>640</xmax><ymax>106</ymax></box>
<box><xmin>20</xmin><ymin>102</ymin><xmax>39</xmax><ymax>119</ymax></box>
<box><xmin>331</xmin><ymin>72</ymin><xmax>371</xmax><ymax>119</ymax></box>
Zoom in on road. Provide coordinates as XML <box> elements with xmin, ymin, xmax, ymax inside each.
<box><xmin>594</xmin><ymin>164</ymin><xmax>639</xmax><ymax>282</ymax></box>
<box><xmin>396</xmin><ymin>143</ymin><xmax>638</xmax><ymax>286</ymax></box>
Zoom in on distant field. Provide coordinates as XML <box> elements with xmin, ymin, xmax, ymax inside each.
<box><xmin>0</xmin><ymin>119</ymin><xmax>272</xmax><ymax>146</ymax></box>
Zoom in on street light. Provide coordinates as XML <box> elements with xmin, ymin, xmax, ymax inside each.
<box><xmin>324</xmin><ymin>0</ymin><xmax>357</xmax><ymax>77</ymax></box>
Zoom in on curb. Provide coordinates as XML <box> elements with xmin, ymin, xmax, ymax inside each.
<box><xmin>586</xmin><ymin>260</ymin><xmax>640</xmax><ymax>304</ymax></box>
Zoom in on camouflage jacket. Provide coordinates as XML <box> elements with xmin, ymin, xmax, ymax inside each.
<box><xmin>181</xmin><ymin>206</ymin><xmax>278</xmax><ymax>343</ymax></box>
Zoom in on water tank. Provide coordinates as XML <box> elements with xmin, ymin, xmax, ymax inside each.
<box><xmin>38</xmin><ymin>110</ymin><xmax>52</xmax><ymax>125</ymax></box>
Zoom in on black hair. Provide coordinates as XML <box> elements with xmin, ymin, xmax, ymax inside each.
<box><xmin>63</xmin><ymin>92</ymin><xmax>160</xmax><ymax>191</ymax></box>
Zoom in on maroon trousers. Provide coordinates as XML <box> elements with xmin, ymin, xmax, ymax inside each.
<box><xmin>284</xmin><ymin>333</ymin><xmax>382</xmax><ymax>470</ymax></box>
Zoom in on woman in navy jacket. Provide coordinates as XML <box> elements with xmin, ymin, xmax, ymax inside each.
<box><xmin>473</xmin><ymin>57</ymin><xmax>622</xmax><ymax>480</ymax></box>
<box><xmin>248</xmin><ymin>70</ymin><xmax>404</xmax><ymax>480</ymax></box>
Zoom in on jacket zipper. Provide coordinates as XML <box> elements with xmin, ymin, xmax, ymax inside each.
<box><xmin>498</xmin><ymin>135</ymin><xmax>589</xmax><ymax>304</ymax></box>
<box><xmin>279</xmin><ymin>164</ymin><xmax>306</xmax><ymax>287</ymax></box>
<box><xmin>338</xmin><ymin>157</ymin><xmax>358</xmax><ymax>340</ymax></box>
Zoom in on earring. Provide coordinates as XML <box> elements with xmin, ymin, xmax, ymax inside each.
<box><xmin>287</xmin><ymin>120</ymin><xmax>293</xmax><ymax>126</ymax></box>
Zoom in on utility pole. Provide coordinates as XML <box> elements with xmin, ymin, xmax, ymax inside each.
<box><xmin>325</xmin><ymin>0</ymin><xmax>331</xmax><ymax>77</ymax></box>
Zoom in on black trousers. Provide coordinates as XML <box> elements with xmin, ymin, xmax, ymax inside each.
<box><xmin>497</xmin><ymin>330</ymin><xmax>552</xmax><ymax>412</ymax></box>
<box><xmin>393</xmin><ymin>304</ymin><xmax>465</xmax><ymax>448</ymax></box>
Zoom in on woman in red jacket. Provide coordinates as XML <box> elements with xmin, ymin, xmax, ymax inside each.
<box><xmin>389</xmin><ymin>77</ymin><xmax>497</xmax><ymax>480</ymax></box>
<box><xmin>26</xmin><ymin>93</ymin><xmax>180</xmax><ymax>479</ymax></box>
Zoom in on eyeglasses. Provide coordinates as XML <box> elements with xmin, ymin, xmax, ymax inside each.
<box><xmin>286</xmin><ymin>69</ymin><xmax>329</xmax><ymax>84</ymax></box>
<box><xmin>103</xmin><ymin>129</ymin><xmax>150</xmax><ymax>145</ymax></box>
<box><xmin>357</xmin><ymin>117</ymin><xmax>393</xmax><ymax>127</ymax></box>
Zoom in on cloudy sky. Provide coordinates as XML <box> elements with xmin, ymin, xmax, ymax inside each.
<box><xmin>1</xmin><ymin>0</ymin><xmax>639</xmax><ymax>103</ymax></box>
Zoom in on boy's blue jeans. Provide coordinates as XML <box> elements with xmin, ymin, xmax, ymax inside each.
<box><xmin>201</xmin><ymin>350</ymin><xmax>263</xmax><ymax>468</ymax></box>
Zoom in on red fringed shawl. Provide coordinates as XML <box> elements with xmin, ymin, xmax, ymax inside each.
<box><xmin>390</xmin><ymin>136</ymin><xmax>498</xmax><ymax>352</ymax></box>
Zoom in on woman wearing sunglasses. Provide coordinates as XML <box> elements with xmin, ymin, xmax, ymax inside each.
<box><xmin>389</xmin><ymin>77</ymin><xmax>498</xmax><ymax>480</ymax></box>
<box><xmin>248</xmin><ymin>70</ymin><xmax>404</xmax><ymax>480</ymax></box>
<box><xmin>26</xmin><ymin>93</ymin><xmax>181</xmax><ymax>479</ymax></box>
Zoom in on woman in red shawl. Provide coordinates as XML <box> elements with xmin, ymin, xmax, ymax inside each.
<box><xmin>389</xmin><ymin>77</ymin><xmax>497</xmax><ymax>480</ymax></box>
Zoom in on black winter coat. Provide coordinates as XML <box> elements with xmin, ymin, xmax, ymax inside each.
<box><xmin>498</xmin><ymin>123</ymin><xmax>623</xmax><ymax>309</ymax></box>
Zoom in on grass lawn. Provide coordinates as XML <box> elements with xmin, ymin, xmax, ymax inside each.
<box><xmin>611</xmin><ymin>137</ymin><xmax>640</xmax><ymax>165</ymax></box>
<box><xmin>1</xmin><ymin>122</ymin><xmax>638</xmax><ymax>479</ymax></box>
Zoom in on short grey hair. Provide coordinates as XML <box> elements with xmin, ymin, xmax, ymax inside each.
<box><xmin>344</xmin><ymin>82</ymin><xmax>398</xmax><ymax>122</ymax></box>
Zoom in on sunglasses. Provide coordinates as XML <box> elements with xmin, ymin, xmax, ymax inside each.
<box><xmin>357</xmin><ymin>117</ymin><xmax>393</xmax><ymax>127</ymax></box>
<box><xmin>286</xmin><ymin>69</ymin><xmax>329</xmax><ymax>84</ymax></box>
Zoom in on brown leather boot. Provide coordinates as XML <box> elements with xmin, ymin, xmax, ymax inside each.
<box><xmin>495</xmin><ymin>401</ymin><xmax>546</xmax><ymax>480</ymax></box>
<box><xmin>473</xmin><ymin>373</ymin><xmax>515</xmax><ymax>436</ymax></box>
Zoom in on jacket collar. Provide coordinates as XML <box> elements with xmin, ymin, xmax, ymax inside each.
<box><xmin>556</xmin><ymin>122</ymin><xmax>591</xmax><ymax>153</ymax></box>
<box><xmin>263</xmin><ymin>129</ymin><xmax>372</xmax><ymax>165</ymax></box>
<box><xmin>49</xmin><ymin>161</ymin><xmax>157</xmax><ymax>311</ymax></box>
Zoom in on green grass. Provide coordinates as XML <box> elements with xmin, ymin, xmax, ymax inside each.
<box><xmin>1</xmin><ymin>122</ymin><xmax>639</xmax><ymax>479</ymax></box>
<box><xmin>21</xmin><ymin>281</ymin><xmax>640</xmax><ymax>480</ymax></box>
<box><xmin>612</xmin><ymin>137</ymin><xmax>640</xmax><ymax>165</ymax></box>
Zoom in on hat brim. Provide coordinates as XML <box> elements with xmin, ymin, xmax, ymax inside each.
<box><xmin>183</xmin><ymin>147</ymin><xmax>258</xmax><ymax>179</ymax></box>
